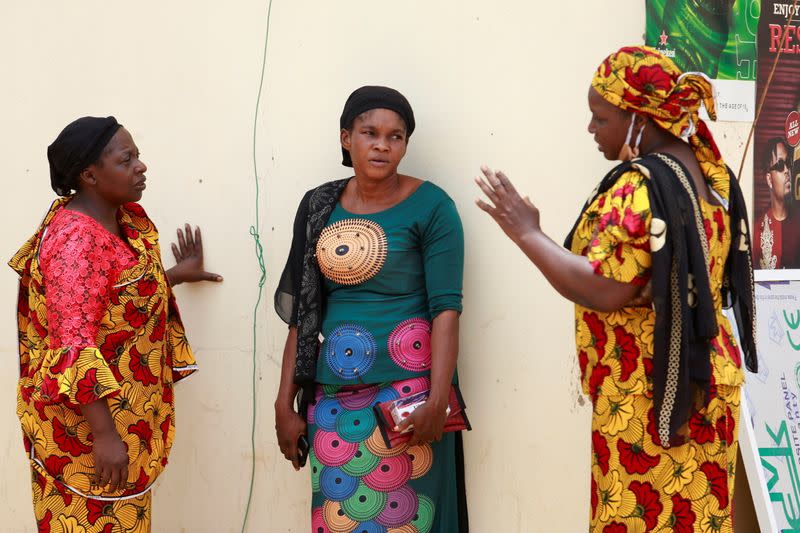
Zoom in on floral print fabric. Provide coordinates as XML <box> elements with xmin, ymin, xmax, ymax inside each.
<box><xmin>590</xmin><ymin>386</ymin><xmax>740</xmax><ymax>532</ymax></box>
<box><xmin>591</xmin><ymin>46</ymin><xmax>730</xmax><ymax>202</ymax></box>
<box><xmin>9</xmin><ymin>198</ymin><xmax>196</xmax><ymax>521</ymax></box>
<box><xmin>39</xmin><ymin>209</ymin><xmax>138</xmax><ymax>348</ymax></box>
<box><xmin>572</xmin><ymin>171</ymin><xmax>744</xmax><ymax>399</ymax></box>
<box><xmin>571</xmin><ymin>169</ymin><xmax>745</xmax><ymax>531</ymax></box>
<box><xmin>30</xmin><ymin>462</ymin><xmax>151</xmax><ymax>533</ymax></box>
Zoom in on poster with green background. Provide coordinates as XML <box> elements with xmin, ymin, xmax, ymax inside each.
<box><xmin>646</xmin><ymin>0</ymin><xmax>759</xmax><ymax>121</ymax></box>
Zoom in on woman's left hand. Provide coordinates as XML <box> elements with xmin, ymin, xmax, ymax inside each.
<box><xmin>167</xmin><ymin>224</ymin><xmax>223</xmax><ymax>286</ymax></box>
<box><xmin>396</xmin><ymin>399</ymin><xmax>449</xmax><ymax>446</ymax></box>
<box><xmin>475</xmin><ymin>165</ymin><xmax>541</xmax><ymax>243</ymax></box>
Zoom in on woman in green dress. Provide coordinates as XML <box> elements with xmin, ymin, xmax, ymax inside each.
<box><xmin>274</xmin><ymin>86</ymin><xmax>468</xmax><ymax>532</ymax></box>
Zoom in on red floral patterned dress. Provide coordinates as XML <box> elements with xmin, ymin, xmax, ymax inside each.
<box><xmin>570</xmin><ymin>168</ymin><xmax>744</xmax><ymax>533</ymax></box>
<box><xmin>9</xmin><ymin>198</ymin><xmax>197</xmax><ymax>533</ymax></box>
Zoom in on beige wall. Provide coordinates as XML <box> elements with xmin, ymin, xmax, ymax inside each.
<box><xmin>1</xmin><ymin>1</ymin><xmax>760</xmax><ymax>531</ymax></box>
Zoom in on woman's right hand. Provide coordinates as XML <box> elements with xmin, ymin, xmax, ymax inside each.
<box><xmin>275</xmin><ymin>405</ymin><xmax>307</xmax><ymax>471</ymax></box>
<box><xmin>475</xmin><ymin>166</ymin><xmax>542</xmax><ymax>243</ymax></box>
<box><xmin>92</xmin><ymin>430</ymin><xmax>129</xmax><ymax>492</ymax></box>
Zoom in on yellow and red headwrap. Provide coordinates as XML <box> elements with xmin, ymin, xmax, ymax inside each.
<box><xmin>592</xmin><ymin>46</ymin><xmax>730</xmax><ymax>201</ymax></box>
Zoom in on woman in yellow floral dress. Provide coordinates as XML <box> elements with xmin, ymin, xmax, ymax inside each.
<box><xmin>10</xmin><ymin>116</ymin><xmax>222</xmax><ymax>532</ymax></box>
<box><xmin>474</xmin><ymin>47</ymin><xmax>757</xmax><ymax>532</ymax></box>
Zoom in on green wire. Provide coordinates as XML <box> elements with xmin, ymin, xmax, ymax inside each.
<box><xmin>243</xmin><ymin>1</ymin><xmax>274</xmax><ymax>531</ymax></box>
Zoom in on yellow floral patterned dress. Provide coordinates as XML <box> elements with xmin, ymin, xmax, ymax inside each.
<box><xmin>9</xmin><ymin>198</ymin><xmax>197</xmax><ymax>533</ymax></box>
<box><xmin>571</xmin><ymin>169</ymin><xmax>744</xmax><ymax>533</ymax></box>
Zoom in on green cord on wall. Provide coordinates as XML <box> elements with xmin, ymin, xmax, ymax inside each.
<box><xmin>243</xmin><ymin>1</ymin><xmax>275</xmax><ymax>531</ymax></box>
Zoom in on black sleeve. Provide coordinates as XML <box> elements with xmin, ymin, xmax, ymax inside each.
<box><xmin>274</xmin><ymin>190</ymin><xmax>312</xmax><ymax>325</ymax></box>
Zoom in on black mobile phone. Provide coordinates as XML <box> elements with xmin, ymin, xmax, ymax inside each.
<box><xmin>297</xmin><ymin>434</ymin><xmax>309</xmax><ymax>467</ymax></box>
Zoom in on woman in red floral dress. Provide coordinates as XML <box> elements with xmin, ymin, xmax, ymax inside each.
<box><xmin>474</xmin><ymin>47</ymin><xmax>757</xmax><ymax>532</ymax></box>
<box><xmin>10</xmin><ymin>116</ymin><xmax>222</xmax><ymax>532</ymax></box>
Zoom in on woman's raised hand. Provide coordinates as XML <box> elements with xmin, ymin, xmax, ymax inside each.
<box><xmin>167</xmin><ymin>224</ymin><xmax>223</xmax><ymax>286</ymax></box>
<box><xmin>475</xmin><ymin>166</ymin><xmax>541</xmax><ymax>243</ymax></box>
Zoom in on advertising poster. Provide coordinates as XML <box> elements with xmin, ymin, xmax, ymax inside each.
<box><xmin>753</xmin><ymin>1</ymin><xmax>800</xmax><ymax>270</ymax></box>
<box><xmin>745</xmin><ymin>277</ymin><xmax>800</xmax><ymax>531</ymax></box>
<box><xmin>646</xmin><ymin>0</ymin><xmax>758</xmax><ymax>121</ymax></box>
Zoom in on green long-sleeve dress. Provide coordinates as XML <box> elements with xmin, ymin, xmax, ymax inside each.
<box><xmin>307</xmin><ymin>181</ymin><xmax>465</xmax><ymax>533</ymax></box>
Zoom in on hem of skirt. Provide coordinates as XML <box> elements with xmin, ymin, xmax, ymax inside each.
<box><xmin>30</xmin><ymin>448</ymin><xmax>154</xmax><ymax>501</ymax></box>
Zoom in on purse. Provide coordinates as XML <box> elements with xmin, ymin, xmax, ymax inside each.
<box><xmin>373</xmin><ymin>383</ymin><xmax>471</xmax><ymax>448</ymax></box>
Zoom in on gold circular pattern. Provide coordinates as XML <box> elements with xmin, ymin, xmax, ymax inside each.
<box><xmin>365</xmin><ymin>427</ymin><xmax>408</xmax><ymax>458</ymax></box>
<box><xmin>388</xmin><ymin>526</ymin><xmax>419</xmax><ymax>533</ymax></box>
<box><xmin>323</xmin><ymin>500</ymin><xmax>358</xmax><ymax>533</ymax></box>
<box><xmin>407</xmin><ymin>443</ymin><xmax>434</xmax><ymax>479</ymax></box>
<box><xmin>316</xmin><ymin>219</ymin><xmax>388</xmax><ymax>285</ymax></box>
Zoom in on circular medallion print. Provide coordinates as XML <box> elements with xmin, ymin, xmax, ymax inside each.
<box><xmin>323</xmin><ymin>500</ymin><xmax>359</xmax><ymax>533</ymax></box>
<box><xmin>323</xmin><ymin>384</ymin><xmax>343</xmax><ymax>396</ymax></box>
<box><xmin>351</xmin><ymin>521</ymin><xmax>388</xmax><ymax>533</ymax></box>
<box><xmin>339</xmin><ymin>385</ymin><xmax>380</xmax><ymax>409</ymax></box>
<box><xmin>325</xmin><ymin>324</ymin><xmax>377</xmax><ymax>380</ymax></box>
<box><xmin>406</xmin><ymin>443</ymin><xmax>433</xmax><ymax>480</ymax></box>
<box><xmin>314</xmin><ymin>429</ymin><xmax>359</xmax><ymax>467</ymax></box>
<box><xmin>310</xmin><ymin>448</ymin><xmax>323</xmax><ymax>492</ymax></box>
<box><xmin>341</xmin><ymin>482</ymin><xmax>388</xmax><ymax>522</ymax></box>
<box><xmin>307</xmin><ymin>400</ymin><xmax>317</xmax><ymax>425</ymax></box>
<box><xmin>391</xmin><ymin>377</ymin><xmax>431</xmax><ymax>397</ymax></box>
<box><xmin>388</xmin><ymin>318</ymin><xmax>432</xmax><ymax>371</ymax></box>
<box><xmin>315</xmin><ymin>397</ymin><xmax>344</xmax><ymax>432</ymax></box>
<box><xmin>320</xmin><ymin>466</ymin><xmax>359</xmax><ymax>501</ymax></box>
<box><xmin>317</xmin><ymin>218</ymin><xmax>388</xmax><ymax>285</ymax></box>
<box><xmin>341</xmin><ymin>443</ymin><xmax>381</xmax><ymax>477</ymax></box>
<box><xmin>376</xmin><ymin>486</ymin><xmax>419</xmax><ymax>527</ymax></box>
<box><xmin>412</xmin><ymin>495</ymin><xmax>435</xmax><ymax>533</ymax></box>
<box><xmin>363</xmin><ymin>455</ymin><xmax>413</xmax><ymax>492</ymax></box>
<box><xmin>337</xmin><ymin>407</ymin><xmax>378</xmax><ymax>443</ymax></box>
<box><xmin>386</xmin><ymin>527</ymin><xmax>417</xmax><ymax>533</ymax></box>
<box><xmin>312</xmin><ymin>507</ymin><xmax>331</xmax><ymax>533</ymax></box>
<box><xmin>366</xmin><ymin>427</ymin><xmax>408</xmax><ymax>458</ymax></box>
<box><xmin>372</xmin><ymin>386</ymin><xmax>400</xmax><ymax>407</ymax></box>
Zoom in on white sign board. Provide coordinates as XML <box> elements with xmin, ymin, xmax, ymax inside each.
<box><xmin>741</xmin><ymin>270</ymin><xmax>800</xmax><ymax>532</ymax></box>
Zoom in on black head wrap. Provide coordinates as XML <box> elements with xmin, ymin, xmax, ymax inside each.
<box><xmin>47</xmin><ymin>116</ymin><xmax>122</xmax><ymax>196</ymax></box>
<box><xmin>339</xmin><ymin>86</ymin><xmax>415</xmax><ymax>167</ymax></box>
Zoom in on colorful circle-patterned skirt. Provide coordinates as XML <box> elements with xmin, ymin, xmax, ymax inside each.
<box><xmin>308</xmin><ymin>378</ymin><xmax>461</xmax><ymax>533</ymax></box>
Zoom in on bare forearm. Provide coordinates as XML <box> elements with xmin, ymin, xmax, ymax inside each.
<box><xmin>514</xmin><ymin>231</ymin><xmax>639</xmax><ymax>312</ymax></box>
<box><xmin>429</xmin><ymin>310</ymin><xmax>459</xmax><ymax>408</ymax></box>
<box><xmin>275</xmin><ymin>327</ymin><xmax>300</xmax><ymax>411</ymax></box>
<box><xmin>82</xmin><ymin>399</ymin><xmax>117</xmax><ymax>438</ymax></box>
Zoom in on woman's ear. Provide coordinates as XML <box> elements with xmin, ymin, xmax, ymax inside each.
<box><xmin>79</xmin><ymin>166</ymin><xmax>97</xmax><ymax>188</ymax></box>
<box><xmin>340</xmin><ymin>128</ymin><xmax>352</xmax><ymax>151</ymax></box>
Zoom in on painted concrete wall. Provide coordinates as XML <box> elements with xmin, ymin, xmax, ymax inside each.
<box><xmin>1</xmin><ymin>1</ymin><xmax>760</xmax><ymax>531</ymax></box>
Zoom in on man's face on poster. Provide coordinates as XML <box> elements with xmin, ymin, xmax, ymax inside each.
<box><xmin>768</xmin><ymin>142</ymin><xmax>792</xmax><ymax>202</ymax></box>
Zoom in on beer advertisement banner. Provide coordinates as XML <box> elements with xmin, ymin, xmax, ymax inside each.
<box><xmin>646</xmin><ymin>0</ymin><xmax>758</xmax><ymax>121</ymax></box>
<box><xmin>747</xmin><ymin>278</ymin><xmax>800</xmax><ymax>531</ymax></box>
<box><xmin>753</xmin><ymin>1</ymin><xmax>800</xmax><ymax>271</ymax></box>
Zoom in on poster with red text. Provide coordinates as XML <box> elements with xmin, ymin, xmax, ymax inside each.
<box><xmin>753</xmin><ymin>1</ymin><xmax>800</xmax><ymax>271</ymax></box>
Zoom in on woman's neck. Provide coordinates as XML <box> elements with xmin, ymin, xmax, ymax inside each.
<box><xmin>351</xmin><ymin>173</ymin><xmax>402</xmax><ymax>205</ymax></box>
<box><xmin>68</xmin><ymin>191</ymin><xmax>122</xmax><ymax>235</ymax></box>
<box><xmin>638</xmin><ymin>126</ymin><xmax>675</xmax><ymax>156</ymax></box>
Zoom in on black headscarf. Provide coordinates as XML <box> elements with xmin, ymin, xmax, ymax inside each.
<box><xmin>339</xmin><ymin>86</ymin><xmax>415</xmax><ymax>167</ymax></box>
<box><xmin>47</xmin><ymin>116</ymin><xmax>122</xmax><ymax>196</ymax></box>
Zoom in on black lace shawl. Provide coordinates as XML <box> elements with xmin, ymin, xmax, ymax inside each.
<box><xmin>564</xmin><ymin>153</ymin><xmax>757</xmax><ymax>446</ymax></box>
<box><xmin>275</xmin><ymin>178</ymin><xmax>350</xmax><ymax>412</ymax></box>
